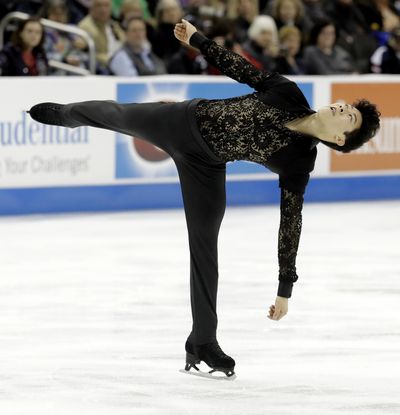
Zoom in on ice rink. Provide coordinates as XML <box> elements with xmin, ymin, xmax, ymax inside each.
<box><xmin>1</xmin><ymin>199</ymin><xmax>399</xmax><ymax>415</ymax></box>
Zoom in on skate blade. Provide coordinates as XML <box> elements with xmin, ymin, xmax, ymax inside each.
<box><xmin>179</xmin><ymin>368</ymin><xmax>237</xmax><ymax>381</ymax></box>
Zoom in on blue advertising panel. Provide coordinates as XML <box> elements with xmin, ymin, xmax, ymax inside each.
<box><xmin>115</xmin><ymin>81</ymin><xmax>314</xmax><ymax>179</ymax></box>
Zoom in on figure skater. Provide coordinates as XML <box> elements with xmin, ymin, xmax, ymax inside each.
<box><xmin>28</xmin><ymin>18</ymin><xmax>380</xmax><ymax>380</ymax></box>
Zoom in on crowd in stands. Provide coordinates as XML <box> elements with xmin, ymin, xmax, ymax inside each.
<box><xmin>1</xmin><ymin>0</ymin><xmax>400</xmax><ymax>76</ymax></box>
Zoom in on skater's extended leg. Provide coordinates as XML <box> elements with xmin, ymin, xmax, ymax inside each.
<box><xmin>28</xmin><ymin>100</ymin><xmax>188</xmax><ymax>156</ymax></box>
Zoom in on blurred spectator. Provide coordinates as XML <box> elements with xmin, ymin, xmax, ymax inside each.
<box><xmin>184</xmin><ymin>0</ymin><xmax>230</xmax><ymax>19</ymax></box>
<box><xmin>207</xmin><ymin>0</ymin><xmax>232</xmax><ymax>18</ymax></box>
<box><xmin>6</xmin><ymin>0</ymin><xmax>87</xmax><ymax>23</ymax></box>
<box><xmin>275</xmin><ymin>25</ymin><xmax>304</xmax><ymax>74</ymax></box>
<box><xmin>12</xmin><ymin>0</ymin><xmax>42</xmax><ymax>15</ymax></box>
<box><xmin>374</xmin><ymin>0</ymin><xmax>400</xmax><ymax>32</ymax></box>
<box><xmin>78</xmin><ymin>0</ymin><xmax>125</xmax><ymax>73</ymax></box>
<box><xmin>0</xmin><ymin>17</ymin><xmax>49</xmax><ymax>76</ymax></box>
<box><xmin>152</xmin><ymin>0</ymin><xmax>183</xmax><ymax>62</ymax></box>
<box><xmin>39</xmin><ymin>0</ymin><xmax>88</xmax><ymax>74</ymax></box>
<box><xmin>109</xmin><ymin>17</ymin><xmax>166</xmax><ymax>75</ymax></box>
<box><xmin>233</xmin><ymin>0</ymin><xmax>259</xmax><ymax>43</ymax></box>
<box><xmin>119</xmin><ymin>0</ymin><xmax>145</xmax><ymax>23</ymax></box>
<box><xmin>167</xmin><ymin>42</ymin><xmax>208</xmax><ymax>74</ymax></box>
<box><xmin>271</xmin><ymin>0</ymin><xmax>305</xmax><ymax>31</ymax></box>
<box><xmin>1</xmin><ymin>2</ymin><xmax>14</xmax><ymax>20</ymax></box>
<box><xmin>241</xmin><ymin>15</ymin><xmax>278</xmax><ymax>71</ymax></box>
<box><xmin>302</xmin><ymin>0</ymin><xmax>328</xmax><ymax>33</ymax></box>
<box><xmin>324</xmin><ymin>0</ymin><xmax>377</xmax><ymax>73</ymax></box>
<box><xmin>358</xmin><ymin>0</ymin><xmax>400</xmax><ymax>33</ymax></box>
<box><xmin>205</xmin><ymin>17</ymin><xmax>244</xmax><ymax>75</ymax></box>
<box><xmin>145</xmin><ymin>0</ymin><xmax>159</xmax><ymax>16</ymax></box>
<box><xmin>303</xmin><ymin>19</ymin><xmax>356</xmax><ymax>74</ymax></box>
<box><xmin>370</xmin><ymin>24</ymin><xmax>400</xmax><ymax>72</ymax></box>
<box><xmin>118</xmin><ymin>0</ymin><xmax>156</xmax><ymax>46</ymax></box>
<box><xmin>183</xmin><ymin>0</ymin><xmax>231</xmax><ymax>34</ymax></box>
<box><xmin>66</xmin><ymin>0</ymin><xmax>91</xmax><ymax>24</ymax></box>
<box><xmin>112</xmin><ymin>0</ymin><xmax>152</xmax><ymax>21</ymax></box>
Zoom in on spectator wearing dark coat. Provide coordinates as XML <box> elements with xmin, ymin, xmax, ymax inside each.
<box><xmin>323</xmin><ymin>0</ymin><xmax>377</xmax><ymax>73</ymax></box>
<box><xmin>370</xmin><ymin>24</ymin><xmax>400</xmax><ymax>73</ymax></box>
<box><xmin>0</xmin><ymin>17</ymin><xmax>49</xmax><ymax>76</ymax></box>
<box><xmin>303</xmin><ymin>19</ymin><xmax>356</xmax><ymax>74</ymax></box>
<box><xmin>302</xmin><ymin>0</ymin><xmax>328</xmax><ymax>34</ymax></box>
<box><xmin>167</xmin><ymin>44</ymin><xmax>208</xmax><ymax>74</ymax></box>
<box><xmin>151</xmin><ymin>0</ymin><xmax>183</xmax><ymax>63</ymax></box>
<box><xmin>233</xmin><ymin>0</ymin><xmax>259</xmax><ymax>44</ymax></box>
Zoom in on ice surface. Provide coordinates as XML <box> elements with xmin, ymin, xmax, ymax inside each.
<box><xmin>0</xmin><ymin>200</ymin><xmax>399</xmax><ymax>415</ymax></box>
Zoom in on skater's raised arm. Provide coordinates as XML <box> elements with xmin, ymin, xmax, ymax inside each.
<box><xmin>174</xmin><ymin>19</ymin><xmax>273</xmax><ymax>92</ymax></box>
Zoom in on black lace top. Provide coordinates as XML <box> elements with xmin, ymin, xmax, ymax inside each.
<box><xmin>189</xmin><ymin>32</ymin><xmax>320</xmax><ymax>298</ymax></box>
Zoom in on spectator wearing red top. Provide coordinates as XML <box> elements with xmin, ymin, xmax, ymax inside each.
<box><xmin>0</xmin><ymin>17</ymin><xmax>49</xmax><ymax>76</ymax></box>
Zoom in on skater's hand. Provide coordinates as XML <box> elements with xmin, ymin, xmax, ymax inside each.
<box><xmin>174</xmin><ymin>19</ymin><xmax>197</xmax><ymax>45</ymax></box>
<box><xmin>268</xmin><ymin>296</ymin><xmax>288</xmax><ymax>321</ymax></box>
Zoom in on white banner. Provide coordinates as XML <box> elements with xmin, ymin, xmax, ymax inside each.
<box><xmin>0</xmin><ymin>77</ymin><xmax>115</xmax><ymax>188</ymax></box>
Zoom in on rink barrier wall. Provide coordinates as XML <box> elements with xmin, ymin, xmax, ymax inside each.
<box><xmin>1</xmin><ymin>175</ymin><xmax>399</xmax><ymax>215</ymax></box>
<box><xmin>0</xmin><ymin>75</ymin><xmax>399</xmax><ymax>215</ymax></box>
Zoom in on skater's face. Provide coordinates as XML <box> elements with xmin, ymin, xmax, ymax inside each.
<box><xmin>126</xmin><ymin>19</ymin><xmax>147</xmax><ymax>49</ymax></box>
<box><xmin>317</xmin><ymin>102</ymin><xmax>362</xmax><ymax>146</ymax></box>
<box><xmin>20</xmin><ymin>22</ymin><xmax>43</xmax><ymax>49</ymax></box>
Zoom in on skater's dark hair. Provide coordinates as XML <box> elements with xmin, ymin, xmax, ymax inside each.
<box><xmin>322</xmin><ymin>99</ymin><xmax>381</xmax><ymax>153</ymax></box>
<box><xmin>12</xmin><ymin>17</ymin><xmax>46</xmax><ymax>51</ymax></box>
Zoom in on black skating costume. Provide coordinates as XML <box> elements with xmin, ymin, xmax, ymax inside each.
<box><xmin>28</xmin><ymin>31</ymin><xmax>320</xmax><ymax>379</ymax></box>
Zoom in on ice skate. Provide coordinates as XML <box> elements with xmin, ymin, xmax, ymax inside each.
<box><xmin>179</xmin><ymin>340</ymin><xmax>236</xmax><ymax>380</ymax></box>
<box><xmin>27</xmin><ymin>102</ymin><xmax>66</xmax><ymax>126</ymax></box>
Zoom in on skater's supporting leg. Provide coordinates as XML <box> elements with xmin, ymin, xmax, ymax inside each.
<box><xmin>175</xmin><ymin>157</ymin><xmax>226</xmax><ymax>345</ymax></box>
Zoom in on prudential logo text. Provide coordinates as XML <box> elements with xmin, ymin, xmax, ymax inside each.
<box><xmin>0</xmin><ymin>111</ymin><xmax>88</xmax><ymax>146</ymax></box>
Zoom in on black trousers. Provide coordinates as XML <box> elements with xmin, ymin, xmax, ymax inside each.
<box><xmin>62</xmin><ymin>99</ymin><xmax>226</xmax><ymax>345</ymax></box>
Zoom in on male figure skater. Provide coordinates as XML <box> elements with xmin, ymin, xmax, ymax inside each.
<box><xmin>28</xmin><ymin>19</ymin><xmax>380</xmax><ymax>380</ymax></box>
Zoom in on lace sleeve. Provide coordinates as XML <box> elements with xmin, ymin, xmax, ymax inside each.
<box><xmin>277</xmin><ymin>187</ymin><xmax>304</xmax><ymax>298</ymax></box>
<box><xmin>189</xmin><ymin>32</ymin><xmax>270</xmax><ymax>91</ymax></box>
